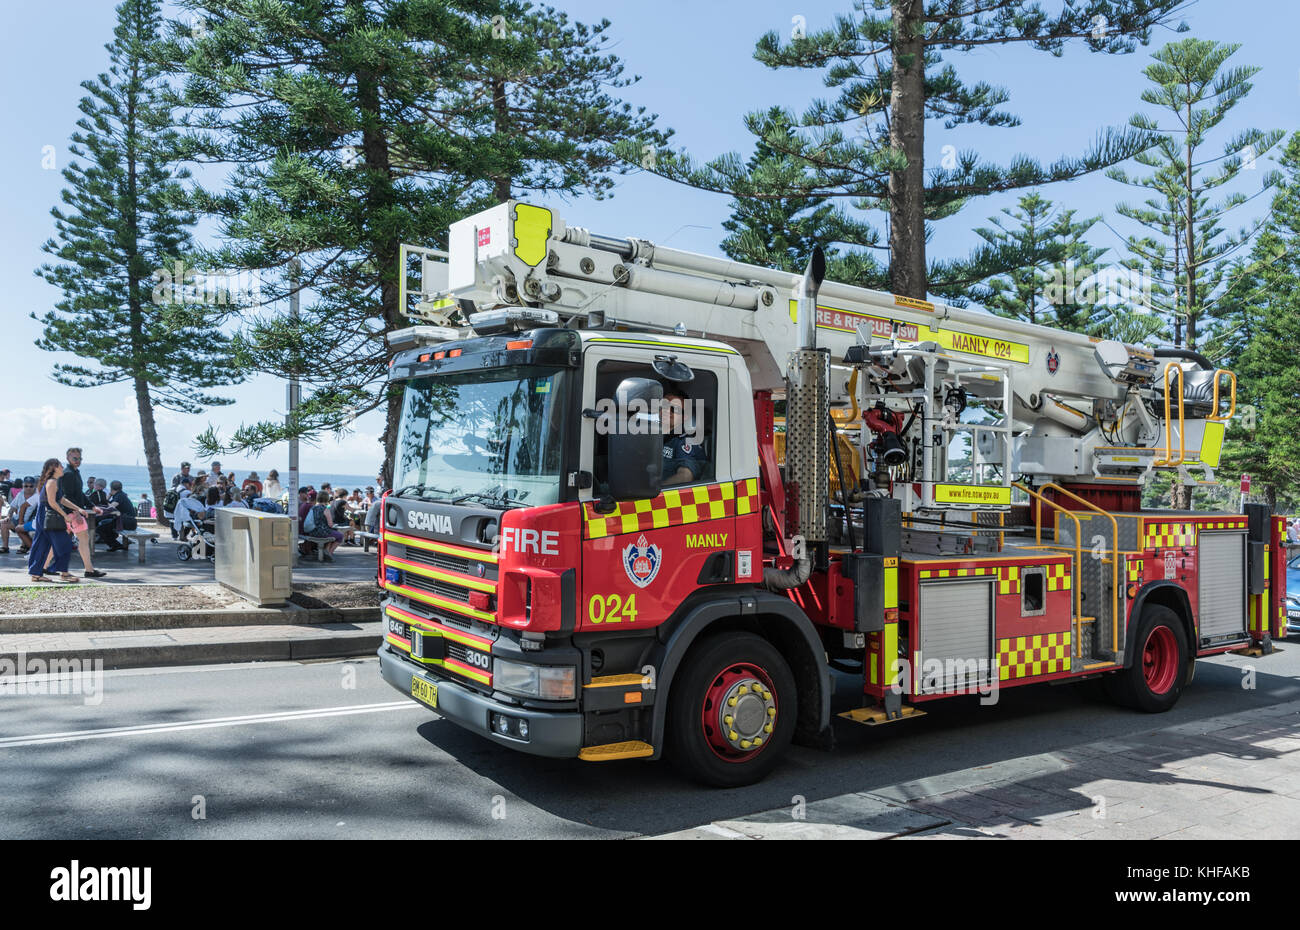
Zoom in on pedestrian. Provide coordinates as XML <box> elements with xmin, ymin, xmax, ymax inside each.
<box><xmin>172</xmin><ymin>484</ymin><xmax>206</xmax><ymax>540</ymax></box>
<box><xmin>330</xmin><ymin>488</ymin><xmax>356</xmax><ymax>545</ymax></box>
<box><xmin>242</xmin><ymin>471</ymin><xmax>264</xmax><ymax>496</ymax></box>
<box><xmin>302</xmin><ymin>489</ymin><xmax>342</xmax><ymax>561</ymax></box>
<box><xmin>59</xmin><ymin>447</ymin><xmax>106</xmax><ymax>578</ymax></box>
<box><xmin>29</xmin><ymin>458</ymin><xmax>82</xmax><ymax>584</ymax></box>
<box><xmin>2</xmin><ymin>475</ymin><xmax>38</xmax><ymax>554</ymax></box>
<box><xmin>95</xmin><ymin>480</ymin><xmax>135</xmax><ymax>550</ymax></box>
<box><xmin>210</xmin><ymin>460</ymin><xmax>223</xmax><ymax>482</ymax></box>
<box><xmin>171</xmin><ymin>462</ymin><xmax>192</xmax><ymax>488</ymax></box>
<box><xmin>0</xmin><ymin>469</ymin><xmax>13</xmax><ymax>500</ymax></box>
<box><xmin>263</xmin><ymin>469</ymin><xmax>283</xmax><ymax>500</ymax></box>
<box><xmin>92</xmin><ymin>478</ymin><xmax>120</xmax><ymax>547</ymax></box>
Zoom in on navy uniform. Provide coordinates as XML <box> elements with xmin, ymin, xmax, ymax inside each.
<box><xmin>662</xmin><ymin>434</ymin><xmax>705</xmax><ymax>483</ymax></box>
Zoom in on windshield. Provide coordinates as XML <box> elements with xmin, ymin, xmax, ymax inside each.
<box><xmin>394</xmin><ymin>366</ymin><xmax>568</xmax><ymax>507</ymax></box>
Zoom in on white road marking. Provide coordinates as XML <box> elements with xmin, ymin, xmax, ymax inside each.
<box><xmin>0</xmin><ymin>701</ymin><xmax>425</xmax><ymax>748</ymax></box>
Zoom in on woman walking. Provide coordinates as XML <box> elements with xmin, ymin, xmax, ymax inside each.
<box><xmin>28</xmin><ymin>458</ymin><xmax>82</xmax><ymax>584</ymax></box>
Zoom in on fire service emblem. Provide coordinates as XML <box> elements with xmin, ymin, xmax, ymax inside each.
<box><xmin>622</xmin><ymin>533</ymin><xmax>663</xmax><ymax>588</ymax></box>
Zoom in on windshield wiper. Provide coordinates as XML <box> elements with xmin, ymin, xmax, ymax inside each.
<box><xmin>394</xmin><ymin>484</ymin><xmax>458</xmax><ymax>501</ymax></box>
<box><xmin>451</xmin><ymin>490</ymin><xmax>528</xmax><ymax>510</ymax></box>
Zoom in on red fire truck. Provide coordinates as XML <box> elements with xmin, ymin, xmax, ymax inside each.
<box><xmin>375</xmin><ymin>202</ymin><xmax>1285</xmax><ymax>786</ymax></box>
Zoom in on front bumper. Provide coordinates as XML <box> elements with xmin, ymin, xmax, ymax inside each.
<box><xmin>378</xmin><ymin>646</ymin><xmax>584</xmax><ymax>758</ymax></box>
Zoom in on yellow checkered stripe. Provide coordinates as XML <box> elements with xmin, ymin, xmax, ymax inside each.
<box><xmin>1127</xmin><ymin>555</ymin><xmax>1142</xmax><ymax>583</ymax></box>
<box><xmin>583</xmin><ymin>478</ymin><xmax>759</xmax><ymax>540</ymax></box>
<box><xmin>918</xmin><ymin>566</ymin><xmax>998</xmax><ymax>580</ymax></box>
<box><xmin>919</xmin><ymin>563</ymin><xmax>1070</xmax><ymax>594</ymax></box>
<box><xmin>1143</xmin><ymin>521</ymin><xmax>1197</xmax><ymax>549</ymax></box>
<box><xmin>998</xmin><ymin>632</ymin><xmax>1071</xmax><ymax>680</ymax></box>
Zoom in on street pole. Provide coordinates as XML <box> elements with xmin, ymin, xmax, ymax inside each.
<box><xmin>288</xmin><ymin>258</ymin><xmax>301</xmax><ymax>563</ymax></box>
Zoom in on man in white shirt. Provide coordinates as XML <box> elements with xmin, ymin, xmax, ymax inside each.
<box><xmin>1</xmin><ymin>476</ymin><xmax>37</xmax><ymax>554</ymax></box>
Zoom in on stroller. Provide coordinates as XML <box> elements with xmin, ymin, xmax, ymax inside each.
<box><xmin>175</xmin><ymin>506</ymin><xmax>216</xmax><ymax>561</ymax></box>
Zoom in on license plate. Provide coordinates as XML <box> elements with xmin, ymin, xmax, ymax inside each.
<box><xmin>411</xmin><ymin>676</ymin><xmax>438</xmax><ymax>709</ymax></box>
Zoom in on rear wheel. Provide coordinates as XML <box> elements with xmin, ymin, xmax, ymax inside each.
<box><xmin>1104</xmin><ymin>605</ymin><xmax>1189</xmax><ymax>713</ymax></box>
<box><xmin>666</xmin><ymin>632</ymin><xmax>796</xmax><ymax>788</ymax></box>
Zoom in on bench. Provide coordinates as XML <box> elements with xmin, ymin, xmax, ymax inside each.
<box><xmin>118</xmin><ymin>529</ymin><xmax>160</xmax><ymax>565</ymax></box>
<box><xmin>356</xmin><ymin>530</ymin><xmax>381</xmax><ymax>553</ymax></box>
<box><xmin>298</xmin><ymin>535</ymin><xmax>329</xmax><ymax>562</ymax></box>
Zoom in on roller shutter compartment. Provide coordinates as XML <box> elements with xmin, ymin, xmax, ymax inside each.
<box><xmin>1197</xmin><ymin>531</ymin><xmax>1247</xmax><ymax>642</ymax></box>
<box><xmin>916</xmin><ymin>579</ymin><xmax>994</xmax><ymax>694</ymax></box>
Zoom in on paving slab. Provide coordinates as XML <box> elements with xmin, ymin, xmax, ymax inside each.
<box><xmin>652</xmin><ymin>698</ymin><xmax>1300</xmax><ymax>840</ymax></box>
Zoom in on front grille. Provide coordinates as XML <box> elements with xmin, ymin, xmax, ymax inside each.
<box><xmin>402</xmin><ymin>573</ymin><xmax>470</xmax><ymax>602</ymax></box>
<box><xmin>398</xmin><ymin>545</ymin><xmax>474</xmax><ymax>574</ymax></box>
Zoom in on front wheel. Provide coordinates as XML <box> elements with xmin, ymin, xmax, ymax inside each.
<box><xmin>1104</xmin><ymin>605</ymin><xmax>1189</xmax><ymax>713</ymax></box>
<box><xmin>666</xmin><ymin>632</ymin><xmax>796</xmax><ymax>788</ymax></box>
<box><xmin>177</xmin><ymin>545</ymin><xmax>192</xmax><ymax>562</ymax></box>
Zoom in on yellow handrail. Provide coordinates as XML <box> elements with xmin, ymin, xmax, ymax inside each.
<box><xmin>1207</xmin><ymin>368</ymin><xmax>1237</xmax><ymax>422</ymax></box>
<box><xmin>830</xmin><ymin>368</ymin><xmax>861</xmax><ymax>423</ymax></box>
<box><xmin>1012</xmin><ymin>483</ymin><xmax>1083</xmax><ymax>623</ymax></box>
<box><xmin>1041</xmin><ymin>482</ymin><xmax>1120</xmax><ymax>656</ymax></box>
<box><xmin>1153</xmin><ymin>362</ymin><xmax>1186</xmax><ymax>467</ymax></box>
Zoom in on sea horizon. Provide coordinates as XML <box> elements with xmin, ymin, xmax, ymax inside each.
<box><xmin>0</xmin><ymin>458</ymin><xmax>383</xmax><ymax>508</ymax></box>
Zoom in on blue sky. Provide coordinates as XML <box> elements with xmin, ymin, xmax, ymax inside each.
<box><xmin>2</xmin><ymin>0</ymin><xmax>1296</xmax><ymax>474</ymax></box>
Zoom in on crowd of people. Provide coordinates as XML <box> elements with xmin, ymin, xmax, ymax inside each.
<box><xmin>0</xmin><ymin>450</ymin><xmax>128</xmax><ymax>582</ymax></box>
<box><xmin>0</xmin><ymin>453</ymin><xmax>388</xmax><ymax>580</ymax></box>
<box><xmin>164</xmin><ymin>460</ymin><xmax>386</xmax><ymax>564</ymax></box>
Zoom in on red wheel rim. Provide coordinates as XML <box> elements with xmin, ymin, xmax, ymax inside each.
<box><xmin>1142</xmin><ymin>625</ymin><xmax>1178</xmax><ymax>695</ymax></box>
<box><xmin>699</xmin><ymin>662</ymin><xmax>778</xmax><ymax>764</ymax></box>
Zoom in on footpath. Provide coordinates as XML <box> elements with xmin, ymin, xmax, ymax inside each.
<box><xmin>653</xmin><ymin>699</ymin><xmax>1300</xmax><ymax>840</ymax></box>
<box><xmin>0</xmin><ymin>543</ymin><xmax>383</xmax><ymax>669</ymax></box>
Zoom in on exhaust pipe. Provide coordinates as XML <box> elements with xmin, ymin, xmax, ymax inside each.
<box><xmin>796</xmin><ymin>247</ymin><xmax>826</xmax><ymax>350</ymax></box>
<box><xmin>786</xmin><ymin>245</ymin><xmax>831</xmax><ymax>552</ymax></box>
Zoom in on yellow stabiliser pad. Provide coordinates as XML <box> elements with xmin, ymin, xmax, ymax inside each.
<box><xmin>838</xmin><ymin>705</ymin><xmax>927</xmax><ymax>726</ymax></box>
<box><xmin>577</xmin><ymin>741</ymin><xmax>654</xmax><ymax>761</ymax></box>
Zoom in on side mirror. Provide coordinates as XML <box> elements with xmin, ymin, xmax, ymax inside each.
<box><xmin>607</xmin><ymin>377</ymin><xmax>664</xmax><ymax>501</ymax></box>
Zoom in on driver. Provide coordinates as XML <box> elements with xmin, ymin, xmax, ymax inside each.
<box><xmin>661</xmin><ymin>387</ymin><xmax>705</xmax><ymax>486</ymax></box>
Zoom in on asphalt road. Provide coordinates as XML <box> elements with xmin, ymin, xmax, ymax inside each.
<box><xmin>2</xmin><ymin>639</ymin><xmax>1297</xmax><ymax>839</ymax></box>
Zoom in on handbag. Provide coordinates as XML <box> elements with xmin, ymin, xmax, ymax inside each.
<box><xmin>44</xmin><ymin>507</ymin><xmax>68</xmax><ymax>532</ymax></box>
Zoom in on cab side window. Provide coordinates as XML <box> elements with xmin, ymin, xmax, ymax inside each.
<box><xmin>591</xmin><ymin>360</ymin><xmax>717</xmax><ymax>495</ymax></box>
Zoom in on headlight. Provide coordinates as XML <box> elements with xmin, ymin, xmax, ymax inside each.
<box><xmin>493</xmin><ymin>658</ymin><xmax>576</xmax><ymax>701</ymax></box>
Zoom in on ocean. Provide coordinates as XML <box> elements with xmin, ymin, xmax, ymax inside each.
<box><xmin>0</xmin><ymin>459</ymin><xmax>380</xmax><ymax>515</ymax></box>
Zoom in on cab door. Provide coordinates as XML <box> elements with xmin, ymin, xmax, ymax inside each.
<box><xmin>576</xmin><ymin>339</ymin><xmax>737</xmax><ymax>631</ymax></box>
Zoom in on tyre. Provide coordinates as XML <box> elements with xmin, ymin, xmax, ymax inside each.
<box><xmin>177</xmin><ymin>545</ymin><xmax>191</xmax><ymax>561</ymax></box>
<box><xmin>1103</xmin><ymin>604</ymin><xmax>1189</xmax><ymax>713</ymax></box>
<box><xmin>666</xmin><ymin>632</ymin><xmax>797</xmax><ymax>788</ymax></box>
